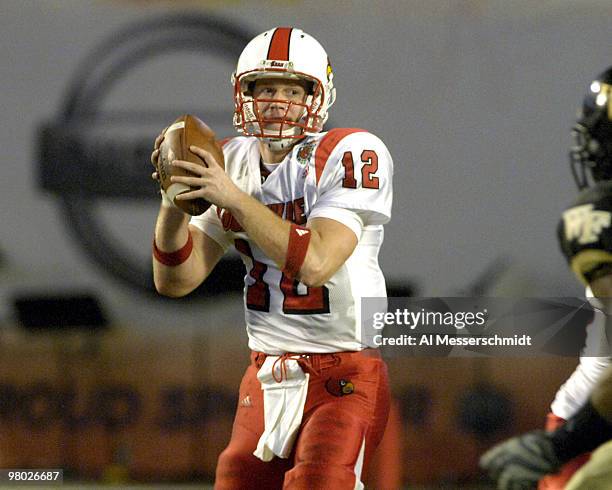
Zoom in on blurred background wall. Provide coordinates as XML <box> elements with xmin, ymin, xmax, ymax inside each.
<box><xmin>1</xmin><ymin>0</ymin><xmax>611</xmax><ymax>487</ymax></box>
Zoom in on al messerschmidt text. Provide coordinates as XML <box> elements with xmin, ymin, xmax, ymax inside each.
<box><xmin>374</xmin><ymin>334</ymin><xmax>532</xmax><ymax>347</ymax></box>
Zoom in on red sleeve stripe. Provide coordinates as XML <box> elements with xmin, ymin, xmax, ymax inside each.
<box><xmin>267</xmin><ymin>27</ymin><xmax>292</xmax><ymax>61</ymax></box>
<box><xmin>314</xmin><ymin>128</ymin><xmax>366</xmax><ymax>185</ymax></box>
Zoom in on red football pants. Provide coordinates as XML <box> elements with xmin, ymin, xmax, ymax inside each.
<box><xmin>214</xmin><ymin>349</ymin><xmax>391</xmax><ymax>490</ymax></box>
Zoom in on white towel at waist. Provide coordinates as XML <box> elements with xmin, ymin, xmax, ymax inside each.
<box><xmin>253</xmin><ymin>355</ymin><xmax>310</xmax><ymax>462</ymax></box>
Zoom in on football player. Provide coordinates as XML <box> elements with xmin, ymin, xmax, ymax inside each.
<box><xmin>150</xmin><ymin>28</ymin><xmax>393</xmax><ymax>489</ymax></box>
<box><xmin>480</xmin><ymin>360</ymin><xmax>612</xmax><ymax>489</ymax></box>
<box><xmin>480</xmin><ymin>67</ymin><xmax>612</xmax><ymax>489</ymax></box>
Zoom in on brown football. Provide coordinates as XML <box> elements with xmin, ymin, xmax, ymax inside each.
<box><xmin>157</xmin><ymin>114</ymin><xmax>225</xmax><ymax>216</ymax></box>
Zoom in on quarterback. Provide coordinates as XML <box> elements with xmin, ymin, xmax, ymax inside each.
<box><xmin>151</xmin><ymin>28</ymin><xmax>393</xmax><ymax>489</ymax></box>
<box><xmin>480</xmin><ymin>67</ymin><xmax>612</xmax><ymax>489</ymax></box>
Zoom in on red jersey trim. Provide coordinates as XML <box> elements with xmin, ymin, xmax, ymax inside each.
<box><xmin>314</xmin><ymin>128</ymin><xmax>366</xmax><ymax>185</ymax></box>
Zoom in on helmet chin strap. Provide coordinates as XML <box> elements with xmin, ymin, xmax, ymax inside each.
<box><xmin>260</xmin><ymin>119</ymin><xmax>307</xmax><ymax>152</ymax></box>
<box><xmin>262</xmin><ymin>137</ymin><xmax>297</xmax><ymax>152</ymax></box>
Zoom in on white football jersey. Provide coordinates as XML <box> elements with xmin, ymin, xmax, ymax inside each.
<box><xmin>551</xmin><ymin>287</ymin><xmax>612</xmax><ymax>419</ymax></box>
<box><xmin>190</xmin><ymin>129</ymin><xmax>393</xmax><ymax>354</ymax></box>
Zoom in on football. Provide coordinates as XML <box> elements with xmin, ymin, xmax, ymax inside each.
<box><xmin>157</xmin><ymin>114</ymin><xmax>225</xmax><ymax>216</ymax></box>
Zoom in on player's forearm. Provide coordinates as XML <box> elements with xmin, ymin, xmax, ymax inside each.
<box><xmin>592</xmin><ymin>364</ymin><xmax>612</xmax><ymax>423</ymax></box>
<box><xmin>152</xmin><ymin>205</ymin><xmax>202</xmax><ymax>296</ymax></box>
<box><xmin>227</xmin><ymin>192</ymin><xmax>292</xmax><ymax>267</ymax></box>
<box><xmin>545</xmin><ymin>368</ymin><xmax>612</xmax><ymax>463</ymax></box>
<box><xmin>551</xmin><ymin>354</ymin><xmax>611</xmax><ymax>419</ymax></box>
<box><xmin>226</xmin><ymin>192</ymin><xmax>330</xmax><ymax>286</ymax></box>
<box><xmin>299</xmin><ymin>236</ymin><xmax>342</xmax><ymax>287</ymax></box>
<box><xmin>154</xmin><ymin>205</ymin><xmax>191</xmax><ymax>250</ymax></box>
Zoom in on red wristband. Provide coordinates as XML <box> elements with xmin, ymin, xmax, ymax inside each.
<box><xmin>153</xmin><ymin>232</ymin><xmax>193</xmax><ymax>266</ymax></box>
<box><xmin>283</xmin><ymin>224</ymin><xmax>311</xmax><ymax>278</ymax></box>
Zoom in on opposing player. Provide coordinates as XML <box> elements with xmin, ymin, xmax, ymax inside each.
<box><xmin>538</xmin><ymin>66</ymin><xmax>612</xmax><ymax>490</ymax></box>
<box><xmin>480</xmin><ymin>67</ymin><xmax>612</xmax><ymax>489</ymax></box>
<box><xmin>480</xmin><ymin>359</ymin><xmax>612</xmax><ymax>489</ymax></box>
<box><xmin>150</xmin><ymin>27</ymin><xmax>393</xmax><ymax>489</ymax></box>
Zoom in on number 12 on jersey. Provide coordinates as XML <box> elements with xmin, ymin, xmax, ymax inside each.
<box><xmin>341</xmin><ymin>150</ymin><xmax>380</xmax><ymax>189</ymax></box>
<box><xmin>234</xmin><ymin>238</ymin><xmax>330</xmax><ymax>315</ymax></box>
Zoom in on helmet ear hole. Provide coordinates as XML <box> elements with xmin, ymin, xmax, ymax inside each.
<box><xmin>245</xmin><ymin>81</ymin><xmax>256</xmax><ymax>96</ymax></box>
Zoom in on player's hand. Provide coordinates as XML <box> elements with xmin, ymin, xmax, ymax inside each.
<box><xmin>171</xmin><ymin>145</ymin><xmax>242</xmax><ymax>210</ymax></box>
<box><xmin>479</xmin><ymin>430</ymin><xmax>561</xmax><ymax>490</ymax></box>
<box><xmin>150</xmin><ymin>130</ymin><xmax>166</xmax><ymax>182</ymax></box>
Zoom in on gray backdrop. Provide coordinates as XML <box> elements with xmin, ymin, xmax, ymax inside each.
<box><xmin>1</xmin><ymin>0</ymin><xmax>610</xmax><ymax>331</ymax></box>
